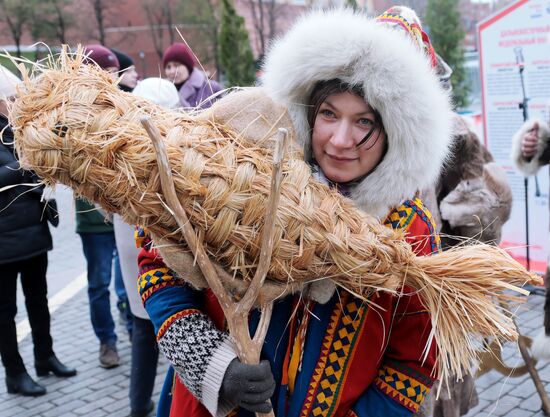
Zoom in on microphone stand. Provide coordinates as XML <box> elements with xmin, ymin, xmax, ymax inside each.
<box><xmin>516</xmin><ymin>46</ymin><xmax>532</xmax><ymax>271</ymax></box>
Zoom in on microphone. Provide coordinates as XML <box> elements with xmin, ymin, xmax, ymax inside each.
<box><xmin>514</xmin><ymin>46</ymin><xmax>525</xmax><ymax>69</ymax></box>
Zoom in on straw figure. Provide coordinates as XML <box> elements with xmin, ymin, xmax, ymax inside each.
<box><xmin>8</xmin><ymin>50</ymin><xmax>541</xmax><ymax>385</ymax></box>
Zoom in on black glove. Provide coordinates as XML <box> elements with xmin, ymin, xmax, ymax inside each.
<box><xmin>220</xmin><ymin>358</ymin><xmax>276</xmax><ymax>413</ymax></box>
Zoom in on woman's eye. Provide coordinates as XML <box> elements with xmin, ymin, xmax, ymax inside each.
<box><xmin>320</xmin><ymin>109</ymin><xmax>335</xmax><ymax>118</ymax></box>
<box><xmin>358</xmin><ymin>118</ymin><xmax>374</xmax><ymax>126</ymax></box>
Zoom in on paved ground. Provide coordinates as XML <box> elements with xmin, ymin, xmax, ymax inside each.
<box><xmin>2</xmin><ymin>185</ymin><xmax>550</xmax><ymax>416</ymax></box>
<box><xmin>465</xmin><ymin>292</ymin><xmax>550</xmax><ymax>417</ymax></box>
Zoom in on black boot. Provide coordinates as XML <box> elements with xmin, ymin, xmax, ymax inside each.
<box><xmin>6</xmin><ymin>372</ymin><xmax>46</xmax><ymax>396</ymax></box>
<box><xmin>35</xmin><ymin>355</ymin><xmax>77</xmax><ymax>377</ymax></box>
<box><xmin>130</xmin><ymin>400</ymin><xmax>155</xmax><ymax>417</ymax></box>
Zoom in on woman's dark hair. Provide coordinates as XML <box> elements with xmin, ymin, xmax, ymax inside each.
<box><xmin>307</xmin><ymin>79</ymin><xmax>385</xmax><ymax>150</ymax></box>
<box><xmin>307</xmin><ymin>80</ymin><xmax>362</xmax><ymax>130</ymax></box>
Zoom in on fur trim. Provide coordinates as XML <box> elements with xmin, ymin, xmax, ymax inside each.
<box><xmin>439</xmin><ymin>162</ymin><xmax>512</xmax><ymax>244</ymax></box>
<box><xmin>262</xmin><ymin>9</ymin><xmax>453</xmax><ymax>218</ymax></box>
<box><xmin>531</xmin><ymin>330</ymin><xmax>550</xmax><ymax>360</ymax></box>
<box><xmin>307</xmin><ymin>280</ymin><xmax>336</xmax><ymax>304</ymax></box>
<box><xmin>511</xmin><ymin>118</ymin><xmax>550</xmax><ymax>176</ymax></box>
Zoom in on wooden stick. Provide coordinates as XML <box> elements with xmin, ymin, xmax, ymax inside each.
<box><xmin>478</xmin><ymin>301</ymin><xmax>550</xmax><ymax>415</ymax></box>
<box><xmin>239</xmin><ymin>128</ymin><xmax>289</xmax><ymax>314</ymax></box>
<box><xmin>514</xmin><ymin>318</ymin><xmax>550</xmax><ymax>415</ymax></box>
<box><xmin>141</xmin><ymin>117</ymin><xmax>288</xmax><ymax>417</ymax></box>
<box><xmin>141</xmin><ymin>117</ymin><xmax>233</xmax><ymax>311</ymax></box>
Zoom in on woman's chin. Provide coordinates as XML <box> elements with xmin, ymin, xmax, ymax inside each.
<box><xmin>324</xmin><ymin>172</ymin><xmax>356</xmax><ymax>184</ymax></box>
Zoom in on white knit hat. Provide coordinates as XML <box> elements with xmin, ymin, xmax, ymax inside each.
<box><xmin>133</xmin><ymin>77</ymin><xmax>180</xmax><ymax>109</ymax></box>
<box><xmin>0</xmin><ymin>65</ymin><xmax>21</xmax><ymax>100</ymax></box>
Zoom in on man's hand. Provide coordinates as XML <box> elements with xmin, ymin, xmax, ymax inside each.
<box><xmin>522</xmin><ymin>122</ymin><xmax>539</xmax><ymax>158</ymax></box>
<box><xmin>220</xmin><ymin>359</ymin><xmax>276</xmax><ymax>413</ymax></box>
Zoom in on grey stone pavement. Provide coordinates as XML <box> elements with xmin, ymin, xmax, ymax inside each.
<box><xmin>2</xmin><ymin>185</ymin><xmax>550</xmax><ymax>416</ymax></box>
<box><xmin>464</xmin><ymin>292</ymin><xmax>550</xmax><ymax>417</ymax></box>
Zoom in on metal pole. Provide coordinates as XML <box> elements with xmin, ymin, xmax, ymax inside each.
<box><xmin>515</xmin><ymin>46</ymin><xmax>531</xmax><ymax>270</ymax></box>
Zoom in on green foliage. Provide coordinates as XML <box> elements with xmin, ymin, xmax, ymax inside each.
<box><xmin>30</xmin><ymin>0</ymin><xmax>75</xmax><ymax>45</ymax></box>
<box><xmin>0</xmin><ymin>51</ymin><xmax>36</xmax><ymax>75</ymax></box>
<box><xmin>218</xmin><ymin>0</ymin><xmax>255</xmax><ymax>87</ymax></box>
<box><xmin>425</xmin><ymin>0</ymin><xmax>469</xmax><ymax>109</ymax></box>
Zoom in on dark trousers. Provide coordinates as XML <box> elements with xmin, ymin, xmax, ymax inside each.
<box><xmin>0</xmin><ymin>253</ymin><xmax>53</xmax><ymax>377</ymax></box>
<box><xmin>79</xmin><ymin>232</ymin><xmax>117</xmax><ymax>345</ymax></box>
<box><xmin>130</xmin><ymin>316</ymin><xmax>159</xmax><ymax>413</ymax></box>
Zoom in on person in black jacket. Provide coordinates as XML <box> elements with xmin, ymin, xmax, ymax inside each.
<box><xmin>0</xmin><ymin>65</ymin><xmax>76</xmax><ymax>396</ymax></box>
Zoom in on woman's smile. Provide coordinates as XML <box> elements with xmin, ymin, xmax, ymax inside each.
<box><xmin>312</xmin><ymin>91</ymin><xmax>386</xmax><ymax>183</ymax></box>
<box><xmin>325</xmin><ymin>153</ymin><xmax>358</xmax><ymax>162</ymax></box>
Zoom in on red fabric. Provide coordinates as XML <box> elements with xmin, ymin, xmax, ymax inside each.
<box><xmin>170</xmin><ymin>378</ymin><xmax>212</xmax><ymax>417</ymax></box>
<box><xmin>404</xmin><ymin>213</ymin><xmax>437</xmax><ymax>257</ymax></box>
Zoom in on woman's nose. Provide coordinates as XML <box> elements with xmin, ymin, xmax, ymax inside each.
<box><xmin>330</xmin><ymin>121</ymin><xmax>354</xmax><ymax>148</ymax></box>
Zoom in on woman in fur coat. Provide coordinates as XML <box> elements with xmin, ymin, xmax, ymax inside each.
<box><xmin>511</xmin><ymin>101</ymin><xmax>550</xmax><ymax>359</ymax></box>
<box><xmin>136</xmin><ymin>9</ymin><xmax>453</xmax><ymax>417</ymax></box>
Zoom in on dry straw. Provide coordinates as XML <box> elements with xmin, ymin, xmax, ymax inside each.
<box><xmin>9</xmin><ymin>49</ymin><xmax>541</xmax><ymax>383</ymax></box>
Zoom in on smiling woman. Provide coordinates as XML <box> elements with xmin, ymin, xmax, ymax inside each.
<box><xmin>310</xmin><ymin>86</ymin><xmax>387</xmax><ymax>184</ymax></box>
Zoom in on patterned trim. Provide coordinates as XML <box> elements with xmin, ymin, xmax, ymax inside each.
<box><xmin>140</xmin><ymin>262</ymin><xmax>167</xmax><ymax>275</ymax></box>
<box><xmin>384</xmin><ymin>198</ymin><xmax>441</xmax><ymax>253</ymax></box>
<box><xmin>134</xmin><ymin>227</ymin><xmax>151</xmax><ymax>249</ymax></box>
<box><xmin>384</xmin><ymin>360</ymin><xmax>435</xmax><ymax>388</ymax></box>
<box><xmin>300</xmin><ymin>293</ymin><xmax>369</xmax><ymax>417</ymax></box>
<box><xmin>140</xmin><ymin>280</ymin><xmax>180</xmax><ymax>303</ymax></box>
<box><xmin>373</xmin><ymin>365</ymin><xmax>430</xmax><ymax>413</ymax></box>
<box><xmin>157</xmin><ymin>309</ymin><xmax>201</xmax><ymax>340</ymax></box>
<box><xmin>139</xmin><ymin>267</ymin><xmax>173</xmax><ymax>294</ymax></box>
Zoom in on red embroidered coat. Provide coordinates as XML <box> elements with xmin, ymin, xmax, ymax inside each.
<box><xmin>138</xmin><ymin>198</ymin><xmax>440</xmax><ymax>417</ymax></box>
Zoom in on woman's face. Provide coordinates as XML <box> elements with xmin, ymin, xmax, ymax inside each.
<box><xmin>120</xmin><ymin>65</ymin><xmax>138</xmax><ymax>89</ymax></box>
<box><xmin>311</xmin><ymin>91</ymin><xmax>386</xmax><ymax>183</ymax></box>
<box><xmin>105</xmin><ymin>66</ymin><xmax>119</xmax><ymax>82</ymax></box>
<box><xmin>165</xmin><ymin>61</ymin><xmax>190</xmax><ymax>85</ymax></box>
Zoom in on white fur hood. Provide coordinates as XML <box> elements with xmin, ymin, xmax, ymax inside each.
<box><xmin>262</xmin><ymin>9</ymin><xmax>454</xmax><ymax>218</ymax></box>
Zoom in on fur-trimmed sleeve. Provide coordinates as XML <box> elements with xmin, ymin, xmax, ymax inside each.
<box><xmin>511</xmin><ymin>118</ymin><xmax>550</xmax><ymax>176</ymax></box>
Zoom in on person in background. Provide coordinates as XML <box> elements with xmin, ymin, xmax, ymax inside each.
<box><xmin>0</xmin><ymin>64</ymin><xmax>76</xmax><ymax>397</ymax></box>
<box><xmin>112</xmin><ymin>78</ymin><xmax>179</xmax><ymax>417</ymax></box>
<box><xmin>77</xmin><ymin>44</ymin><xmax>122</xmax><ymax>368</ymax></box>
<box><xmin>511</xmin><ymin>98</ymin><xmax>550</xmax><ymax>360</ymax></box>
<box><xmin>109</xmin><ymin>47</ymin><xmax>139</xmax><ymax>337</ymax></box>
<box><xmin>110</xmin><ymin>48</ymin><xmax>138</xmax><ymax>93</ymax></box>
<box><xmin>162</xmin><ymin>42</ymin><xmax>223</xmax><ymax>109</ymax></box>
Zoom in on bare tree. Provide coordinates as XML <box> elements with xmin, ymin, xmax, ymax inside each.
<box><xmin>86</xmin><ymin>0</ymin><xmax>124</xmax><ymax>45</ymax></box>
<box><xmin>141</xmin><ymin>0</ymin><xmax>177</xmax><ymax>59</ymax></box>
<box><xmin>91</xmin><ymin>0</ymin><xmax>106</xmax><ymax>44</ymax></box>
<box><xmin>50</xmin><ymin>0</ymin><xmax>74</xmax><ymax>44</ymax></box>
<box><xmin>0</xmin><ymin>0</ymin><xmax>33</xmax><ymax>58</ymax></box>
<box><xmin>30</xmin><ymin>0</ymin><xmax>75</xmax><ymax>46</ymax></box>
<box><xmin>175</xmin><ymin>0</ymin><xmax>219</xmax><ymax>76</ymax></box>
<box><xmin>203</xmin><ymin>0</ymin><xmax>221</xmax><ymax>77</ymax></box>
<box><xmin>246</xmin><ymin>0</ymin><xmax>278</xmax><ymax>58</ymax></box>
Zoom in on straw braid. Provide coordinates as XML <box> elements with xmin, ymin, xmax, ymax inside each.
<box><xmin>9</xmin><ymin>50</ymin><xmax>540</xmax><ymax>384</ymax></box>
